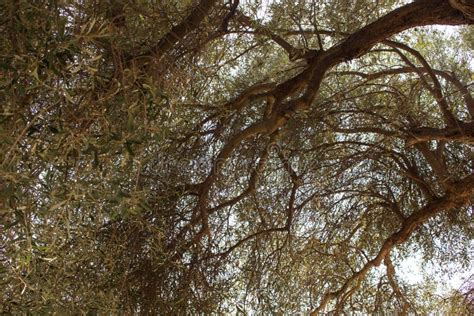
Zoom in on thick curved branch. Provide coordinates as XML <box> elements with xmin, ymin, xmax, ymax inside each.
<box><xmin>326</xmin><ymin>0</ymin><xmax>472</xmax><ymax>65</ymax></box>
<box><xmin>311</xmin><ymin>173</ymin><xmax>474</xmax><ymax>314</ymax></box>
<box><xmin>449</xmin><ymin>0</ymin><xmax>474</xmax><ymax>20</ymax></box>
<box><xmin>406</xmin><ymin>123</ymin><xmax>474</xmax><ymax>146</ymax></box>
<box><xmin>179</xmin><ymin>0</ymin><xmax>474</xmax><ymax>253</ymax></box>
<box><xmin>139</xmin><ymin>0</ymin><xmax>217</xmax><ymax>60</ymax></box>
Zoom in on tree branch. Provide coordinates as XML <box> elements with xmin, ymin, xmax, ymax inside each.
<box><xmin>311</xmin><ymin>173</ymin><xmax>474</xmax><ymax>314</ymax></box>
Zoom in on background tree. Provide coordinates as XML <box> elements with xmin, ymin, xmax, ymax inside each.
<box><xmin>1</xmin><ymin>0</ymin><xmax>473</xmax><ymax>313</ymax></box>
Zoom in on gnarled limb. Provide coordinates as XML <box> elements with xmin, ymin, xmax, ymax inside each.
<box><xmin>311</xmin><ymin>173</ymin><xmax>474</xmax><ymax>314</ymax></box>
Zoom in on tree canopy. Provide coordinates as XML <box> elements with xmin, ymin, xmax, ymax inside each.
<box><xmin>1</xmin><ymin>0</ymin><xmax>474</xmax><ymax>314</ymax></box>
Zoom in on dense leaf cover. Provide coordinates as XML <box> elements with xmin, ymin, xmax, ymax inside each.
<box><xmin>1</xmin><ymin>0</ymin><xmax>473</xmax><ymax>313</ymax></box>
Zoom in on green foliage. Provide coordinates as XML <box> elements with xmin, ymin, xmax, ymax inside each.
<box><xmin>1</xmin><ymin>0</ymin><xmax>473</xmax><ymax>314</ymax></box>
